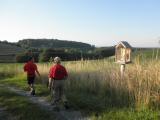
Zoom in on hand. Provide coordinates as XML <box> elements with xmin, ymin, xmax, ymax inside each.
<box><xmin>64</xmin><ymin>76</ymin><xmax>68</xmax><ymax>80</ymax></box>
<box><xmin>38</xmin><ymin>76</ymin><xmax>41</xmax><ymax>81</ymax></box>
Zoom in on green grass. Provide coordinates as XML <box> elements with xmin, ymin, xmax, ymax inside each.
<box><xmin>0</xmin><ymin>55</ymin><xmax>160</xmax><ymax>119</ymax></box>
<box><xmin>90</xmin><ymin>108</ymin><xmax>159</xmax><ymax>120</ymax></box>
<box><xmin>0</xmin><ymin>87</ymin><xmax>55</xmax><ymax>120</ymax></box>
<box><xmin>133</xmin><ymin>48</ymin><xmax>160</xmax><ymax>60</ymax></box>
<box><xmin>0</xmin><ymin>83</ymin><xmax>159</xmax><ymax>120</ymax></box>
<box><xmin>0</xmin><ymin>74</ymin><xmax>50</xmax><ymax>97</ymax></box>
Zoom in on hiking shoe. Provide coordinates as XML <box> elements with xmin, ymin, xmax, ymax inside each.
<box><xmin>51</xmin><ymin>101</ymin><xmax>58</xmax><ymax>106</ymax></box>
<box><xmin>31</xmin><ymin>89</ymin><xmax>35</xmax><ymax>96</ymax></box>
<box><xmin>51</xmin><ymin>102</ymin><xmax>55</xmax><ymax>106</ymax></box>
<box><xmin>52</xmin><ymin>106</ymin><xmax>60</xmax><ymax>111</ymax></box>
<box><xmin>48</xmin><ymin>86</ymin><xmax>52</xmax><ymax>91</ymax></box>
<box><xmin>64</xmin><ymin>102</ymin><xmax>69</xmax><ymax>110</ymax></box>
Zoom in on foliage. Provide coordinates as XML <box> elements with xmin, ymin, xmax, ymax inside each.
<box><xmin>90</xmin><ymin>109</ymin><xmax>159</xmax><ymax>120</ymax></box>
<box><xmin>15</xmin><ymin>51</ymin><xmax>39</xmax><ymax>63</ymax></box>
<box><xmin>0</xmin><ymin>39</ymin><xmax>117</xmax><ymax>63</ymax></box>
<box><xmin>93</xmin><ymin>46</ymin><xmax>115</xmax><ymax>58</ymax></box>
<box><xmin>39</xmin><ymin>48</ymin><xmax>69</xmax><ymax>62</ymax></box>
<box><xmin>17</xmin><ymin>39</ymin><xmax>95</xmax><ymax>51</ymax></box>
<box><xmin>133</xmin><ymin>48</ymin><xmax>160</xmax><ymax>60</ymax></box>
<box><xmin>38</xmin><ymin>47</ymin><xmax>115</xmax><ymax>62</ymax></box>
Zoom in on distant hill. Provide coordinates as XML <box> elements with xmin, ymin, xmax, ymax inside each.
<box><xmin>0</xmin><ymin>39</ymin><xmax>117</xmax><ymax>62</ymax></box>
<box><xmin>0</xmin><ymin>42</ymin><xmax>24</xmax><ymax>62</ymax></box>
<box><xmin>17</xmin><ymin>39</ymin><xmax>95</xmax><ymax>51</ymax></box>
<box><xmin>0</xmin><ymin>39</ymin><xmax>95</xmax><ymax>62</ymax></box>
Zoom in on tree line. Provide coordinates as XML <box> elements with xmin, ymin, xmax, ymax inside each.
<box><xmin>17</xmin><ymin>39</ymin><xmax>95</xmax><ymax>51</ymax></box>
<box><xmin>15</xmin><ymin>47</ymin><xmax>115</xmax><ymax>63</ymax></box>
<box><xmin>0</xmin><ymin>39</ymin><xmax>115</xmax><ymax>63</ymax></box>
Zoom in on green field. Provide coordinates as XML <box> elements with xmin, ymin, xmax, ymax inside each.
<box><xmin>133</xmin><ymin>48</ymin><xmax>160</xmax><ymax>59</ymax></box>
<box><xmin>0</xmin><ymin>43</ymin><xmax>24</xmax><ymax>62</ymax></box>
<box><xmin>0</xmin><ymin>51</ymin><xmax>160</xmax><ymax>119</ymax></box>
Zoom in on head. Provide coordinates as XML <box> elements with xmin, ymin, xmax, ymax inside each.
<box><xmin>28</xmin><ymin>56</ymin><xmax>34</xmax><ymax>62</ymax></box>
<box><xmin>54</xmin><ymin>57</ymin><xmax>61</xmax><ymax>64</ymax></box>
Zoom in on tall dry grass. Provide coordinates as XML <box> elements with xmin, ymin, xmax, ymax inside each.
<box><xmin>1</xmin><ymin>56</ymin><xmax>159</xmax><ymax>110</ymax></box>
<box><xmin>37</xmin><ymin>57</ymin><xmax>160</xmax><ymax>109</ymax></box>
<box><xmin>0</xmin><ymin>63</ymin><xmax>23</xmax><ymax>78</ymax></box>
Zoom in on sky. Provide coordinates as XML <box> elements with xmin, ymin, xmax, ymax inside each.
<box><xmin>0</xmin><ymin>0</ymin><xmax>160</xmax><ymax>47</ymax></box>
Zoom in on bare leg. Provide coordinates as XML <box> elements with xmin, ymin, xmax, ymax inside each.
<box><xmin>29</xmin><ymin>84</ymin><xmax>35</xmax><ymax>95</ymax></box>
<box><xmin>48</xmin><ymin>78</ymin><xmax>53</xmax><ymax>90</ymax></box>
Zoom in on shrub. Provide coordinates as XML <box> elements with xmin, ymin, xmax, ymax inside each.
<box><xmin>15</xmin><ymin>52</ymin><xmax>39</xmax><ymax>63</ymax></box>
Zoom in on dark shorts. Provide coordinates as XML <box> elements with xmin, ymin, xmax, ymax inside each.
<box><xmin>27</xmin><ymin>76</ymin><xmax>35</xmax><ymax>85</ymax></box>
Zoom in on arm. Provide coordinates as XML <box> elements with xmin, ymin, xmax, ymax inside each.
<box><xmin>36</xmin><ymin>69</ymin><xmax>40</xmax><ymax>77</ymax></box>
<box><xmin>48</xmin><ymin>67</ymin><xmax>53</xmax><ymax>78</ymax></box>
<box><xmin>63</xmin><ymin>67</ymin><xmax>68</xmax><ymax>80</ymax></box>
<box><xmin>24</xmin><ymin>63</ymin><xmax>27</xmax><ymax>72</ymax></box>
<box><xmin>48</xmin><ymin>66</ymin><xmax>56</xmax><ymax>79</ymax></box>
<box><xmin>48</xmin><ymin>77</ymin><xmax>53</xmax><ymax>85</ymax></box>
<box><xmin>35</xmin><ymin>64</ymin><xmax>40</xmax><ymax>77</ymax></box>
<box><xmin>48</xmin><ymin>67</ymin><xmax>55</xmax><ymax>89</ymax></box>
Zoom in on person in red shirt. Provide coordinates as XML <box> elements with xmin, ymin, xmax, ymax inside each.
<box><xmin>48</xmin><ymin>56</ymin><xmax>69</xmax><ymax>109</ymax></box>
<box><xmin>24</xmin><ymin>57</ymin><xmax>40</xmax><ymax>95</ymax></box>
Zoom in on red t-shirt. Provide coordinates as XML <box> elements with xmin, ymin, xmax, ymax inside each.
<box><xmin>24</xmin><ymin>61</ymin><xmax>37</xmax><ymax>77</ymax></box>
<box><xmin>49</xmin><ymin>64</ymin><xmax>68</xmax><ymax>80</ymax></box>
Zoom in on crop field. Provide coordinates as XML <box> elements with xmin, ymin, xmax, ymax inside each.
<box><xmin>0</xmin><ymin>49</ymin><xmax>160</xmax><ymax>120</ymax></box>
<box><xmin>0</xmin><ymin>43</ymin><xmax>24</xmax><ymax>54</ymax></box>
<box><xmin>0</xmin><ymin>43</ymin><xmax>24</xmax><ymax>63</ymax></box>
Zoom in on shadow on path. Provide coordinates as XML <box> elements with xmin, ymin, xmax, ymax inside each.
<box><xmin>0</xmin><ymin>84</ymin><xmax>88</xmax><ymax>120</ymax></box>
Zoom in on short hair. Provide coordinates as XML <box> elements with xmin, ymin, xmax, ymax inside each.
<box><xmin>28</xmin><ymin>56</ymin><xmax>34</xmax><ymax>61</ymax></box>
<box><xmin>54</xmin><ymin>57</ymin><xmax>61</xmax><ymax>63</ymax></box>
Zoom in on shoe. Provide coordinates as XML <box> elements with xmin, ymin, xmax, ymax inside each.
<box><xmin>52</xmin><ymin>105</ymin><xmax>60</xmax><ymax>111</ymax></box>
<box><xmin>31</xmin><ymin>89</ymin><xmax>35</xmax><ymax>96</ymax></box>
<box><xmin>51</xmin><ymin>102</ymin><xmax>55</xmax><ymax>106</ymax></box>
<box><xmin>64</xmin><ymin>102</ymin><xmax>69</xmax><ymax>109</ymax></box>
<box><xmin>48</xmin><ymin>86</ymin><xmax>51</xmax><ymax>91</ymax></box>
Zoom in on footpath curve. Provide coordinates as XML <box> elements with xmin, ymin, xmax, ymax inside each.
<box><xmin>0</xmin><ymin>84</ymin><xmax>89</xmax><ymax>120</ymax></box>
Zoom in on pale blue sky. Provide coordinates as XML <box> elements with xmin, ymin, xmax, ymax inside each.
<box><xmin>0</xmin><ymin>0</ymin><xmax>160</xmax><ymax>47</ymax></box>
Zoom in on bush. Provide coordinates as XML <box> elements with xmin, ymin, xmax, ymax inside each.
<box><xmin>15</xmin><ymin>52</ymin><xmax>39</xmax><ymax>63</ymax></box>
<box><xmin>39</xmin><ymin>48</ymin><xmax>70</xmax><ymax>62</ymax></box>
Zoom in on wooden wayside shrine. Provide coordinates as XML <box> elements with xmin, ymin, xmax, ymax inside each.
<box><xmin>115</xmin><ymin>41</ymin><xmax>132</xmax><ymax>77</ymax></box>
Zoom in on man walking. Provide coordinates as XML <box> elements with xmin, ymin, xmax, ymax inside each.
<box><xmin>48</xmin><ymin>56</ymin><xmax>69</xmax><ymax>109</ymax></box>
<box><xmin>24</xmin><ymin>57</ymin><xmax>40</xmax><ymax>95</ymax></box>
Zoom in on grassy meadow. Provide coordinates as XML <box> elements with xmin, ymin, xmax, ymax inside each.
<box><xmin>0</xmin><ymin>49</ymin><xmax>160</xmax><ymax>119</ymax></box>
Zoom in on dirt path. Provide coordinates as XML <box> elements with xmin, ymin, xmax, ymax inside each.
<box><xmin>0</xmin><ymin>107</ymin><xmax>16</xmax><ymax>120</ymax></box>
<box><xmin>2</xmin><ymin>85</ymin><xmax>88</xmax><ymax>120</ymax></box>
